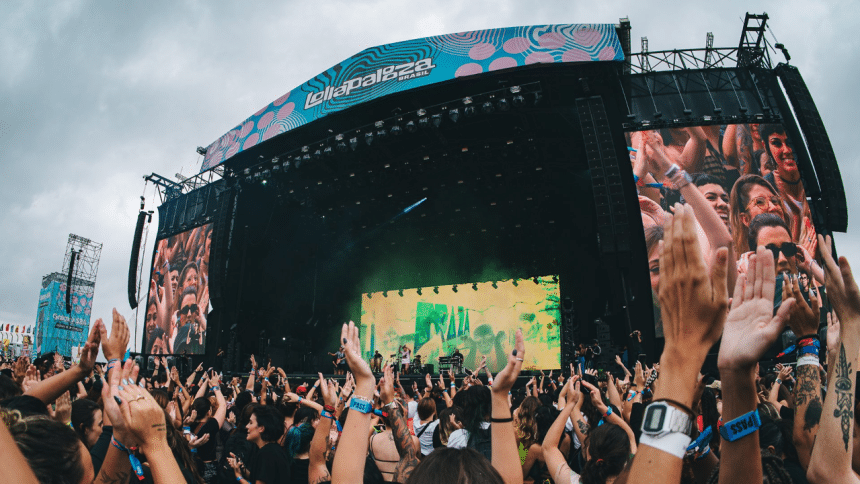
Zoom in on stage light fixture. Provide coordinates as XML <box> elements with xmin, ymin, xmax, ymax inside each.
<box><xmin>365</xmin><ymin>132</ymin><xmax>374</xmax><ymax>145</ymax></box>
<box><xmin>433</xmin><ymin>286</ymin><xmax>439</xmax><ymax>294</ymax></box>
<box><xmin>464</xmin><ymin>105</ymin><xmax>476</xmax><ymax>117</ymax></box>
<box><xmin>417</xmin><ymin>288</ymin><xmax>422</xmax><ymax>295</ymax></box>
<box><xmin>383</xmin><ymin>291</ymin><xmax>388</xmax><ymax>297</ymax></box>
<box><xmin>377</xmin><ymin>128</ymin><xmax>387</xmax><ymax>139</ymax></box>
<box><xmin>303</xmin><ymin>153</ymin><xmax>311</xmax><ymax>162</ymax></box>
<box><xmin>482</xmin><ymin>101</ymin><xmax>495</xmax><ymax>114</ymax></box>
<box><xmin>391</xmin><ymin>124</ymin><xmax>402</xmax><ymax>136</ymax></box>
<box><xmin>512</xmin><ymin>94</ymin><xmax>525</xmax><ymax>107</ymax></box>
<box><xmin>417</xmin><ymin>108</ymin><xmax>427</xmax><ymax>117</ymax></box>
<box><xmin>512</xmin><ymin>279</ymin><xmax>519</xmax><ymax>286</ymax></box>
<box><xmin>449</xmin><ymin>108</ymin><xmax>460</xmax><ymax>123</ymax></box>
<box><xmin>452</xmin><ymin>285</ymin><xmax>458</xmax><ymax>293</ymax></box>
<box><xmin>510</xmin><ymin>85</ymin><xmax>521</xmax><ymax>94</ymax></box>
<box><xmin>552</xmin><ymin>275</ymin><xmax>558</xmax><ymax>283</ymax></box>
<box><xmin>532</xmin><ymin>92</ymin><xmax>542</xmax><ymax>105</ymax></box>
<box><xmin>261</xmin><ymin>180</ymin><xmax>267</xmax><ymax>186</ymax></box>
<box><xmin>398</xmin><ymin>289</ymin><xmax>404</xmax><ymax>297</ymax></box>
<box><xmin>491</xmin><ymin>281</ymin><xmax>498</xmax><ymax>289</ymax></box>
<box><xmin>406</xmin><ymin>121</ymin><xmax>417</xmax><ymax>133</ymax></box>
<box><xmin>533</xmin><ymin>276</ymin><xmax>539</xmax><ymax>284</ymax></box>
<box><xmin>243</xmin><ymin>168</ymin><xmax>251</xmax><ymax>175</ymax></box>
<box><xmin>302</xmin><ymin>146</ymin><xmax>310</xmax><ymax>153</ymax></box>
<box><xmin>471</xmin><ymin>283</ymin><xmax>478</xmax><ymax>291</ymax></box>
<box><xmin>272</xmin><ymin>164</ymin><xmax>279</xmax><ymax>172</ymax></box>
<box><xmin>431</xmin><ymin>114</ymin><xmax>442</xmax><ymax>128</ymax></box>
<box><xmin>368</xmin><ymin>293</ymin><xmax>372</xmax><ymax>299</ymax></box>
<box><xmin>497</xmin><ymin>98</ymin><xmax>510</xmax><ymax>111</ymax></box>
<box><xmin>349</xmin><ymin>137</ymin><xmax>359</xmax><ymax>151</ymax></box>
<box><xmin>462</xmin><ymin>96</ymin><xmax>473</xmax><ymax>105</ymax></box>
<box><xmin>262</xmin><ymin>169</ymin><xmax>271</xmax><ymax>178</ymax></box>
<box><xmin>324</xmin><ymin>146</ymin><xmax>333</xmax><ymax>157</ymax></box>
<box><xmin>418</xmin><ymin>117</ymin><xmax>430</xmax><ymax>129</ymax></box>
<box><xmin>196</xmin><ymin>146</ymin><xmax>207</xmax><ymax>155</ymax></box>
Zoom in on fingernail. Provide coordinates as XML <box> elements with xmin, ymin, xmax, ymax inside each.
<box><xmin>342</xmin><ymin>338</ymin><xmax>347</xmax><ymax>344</ymax></box>
<box><xmin>118</xmin><ymin>385</ymin><xmax>124</xmax><ymax>391</ymax></box>
<box><xmin>114</xmin><ymin>396</ymin><xmax>122</xmax><ymax>405</ymax></box>
<box><xmin>512</xmin><ymin>349</ymin><xmax>517</xmax><ymax>356</ymax></box>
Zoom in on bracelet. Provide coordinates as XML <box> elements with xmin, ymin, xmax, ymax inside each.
<box><xmin>490</xmin><ymin>416</ymin><xmax>513</xmax><ymax>423</ymax></box>
<box><xmin>797</xmin><ymin>355</ymin><xmax>820</xmax><ymax>367</ymax></box>
<box><xmin>603</xmin><ymin>407</ymin><xmax>613</xmax><ymax>418</ymax></box>
<box><xmin>211</xmin><ymin>386</ymin><xmax>220</xmax><ymax>392</ymax></box>
<box><xmin>324</xmin><ymin>404</ymin><xmax>336</xmax><ymax>413</ymax></box>
<box><xmin>719</xmin><ymin>409</ymin><xmax>761</xmax><ymax>442</ymax></box>
<box><xmin>321</xmin><ymin>410</ymin><xmax>336</xmax><ymax>420</ymax></box>
<box><xmin>640</xmin><ymin>432</ymin><xmax>691</xmax><ymax>459</ymax></box>
<box><xmin>798</xmin><ymin>345</ymin><xmax>820</xmax><ymax>358</ymax></box>
<box><xmin>796</xmin><ymin>335</ymin><xmax>820</xmax><ymax>346</ymax></box>
<box><xmin>627</xmin><ymin>391</ymin><xmax>638</xmax><ymax>402</ymax></box>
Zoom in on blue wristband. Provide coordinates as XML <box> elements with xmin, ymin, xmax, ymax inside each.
<box><xmin>719</xmin><ymin>409</ymin><xmax>761</xmax><ymax>442</ymax></box>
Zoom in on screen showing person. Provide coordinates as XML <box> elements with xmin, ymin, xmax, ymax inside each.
<box><xmin>143</xmin><ymin>223</ymin><xmax>212</xmax><ymax>355</ymax></box>
<box><xmin>627</xmin><ymin>123</ymin><xmax>824</xmax><ymax>336</ymax></box>
<box><xmin>360</xmin><ymin>277</ymin><xmax>560</xmax><ymax>373</ymax></box>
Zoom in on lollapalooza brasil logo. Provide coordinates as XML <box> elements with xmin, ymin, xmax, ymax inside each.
<box><xmin>304</xmin><ymin>58</ymin><xmax>436</xmax><ymax>109</ymax></box>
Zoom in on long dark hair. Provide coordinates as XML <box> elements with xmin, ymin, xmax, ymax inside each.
<box><xmin>405</xmin><ymin>447</ymin><xmax>504</xmax><ymax>484</ymax></box>
<box><xmin>458</xmin><ymin>386</ymin><xmax>490</xmax><ymax>447</ymax></box>
<box><xmin>580</xmin><ymin>423</ymin><xmax>630</xmax><ymax>484</ymax></box>
<box><xmin>5</xmin><ymin>410</ymin><xmax>88</xmax><ymax>484</ymax></box>
<box><xmin>162</xmin><ymin>408</ymin><xmax>205</xmax><ymax>484</ymax></box>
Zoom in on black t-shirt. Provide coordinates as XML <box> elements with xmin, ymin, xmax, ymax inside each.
<box><xmin>290</xmin><ymin>458</ymin><xmax>309</xmax><ymax>484</ymax></box>
<box><xmin>90</xmin><ymin>426</ymin><xmax>113</xmax><ymax>475</ymax></box>
<box><xmin>194</xmin><ymin>418</ymin><xmax>220</xmax><ymax>462</ymax></box>
<box><xmin>251</xmin><ymin>442</ymin><xmax>291</xmax><ymax>484</ymax></box>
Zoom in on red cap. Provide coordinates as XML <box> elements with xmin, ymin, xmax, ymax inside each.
<box><xmin>296</xmin><ymin>385</ymin><xmax>308</xmax><ymax>395</ymax></box>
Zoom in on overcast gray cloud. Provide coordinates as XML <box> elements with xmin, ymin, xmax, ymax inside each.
<box><xmin>1</xmin><ymin>0</ymin><xmax>858</xmax><ymax>350</ymax></box>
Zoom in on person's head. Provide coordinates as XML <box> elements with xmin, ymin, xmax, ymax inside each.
<box><xmin>1</xmin><ymin>395</ymin><xmax>49</xmax><ymax>417</ymax></box>
<box><xmin>515</xmin><ymin>396</ymin><xmax>541</xmax><ymax>448</ymax></box>
<box><xmin>405</xmin><ymin>447</ymin><xmax>504</xmax><ymax>484</ymax></box>
<box><xmin>247</xmin><ymin>405</ymin><xmax>285</xmax><ymax>444</ymax></box>
<box><xmin>0</xmin><ymin>374</ymin><xmax>22</xmax><ymax>400</ymax></box>
<box><xmin>178</xmin><ymin>286</ymin><xmax>198</xmax><ymax>327</ymax></box>
<box><xmin>534</xmin><ymin>405</ymin><xmax>560</xmax><ymax>446</ymax></box>
<box><xmin>6</xmin><ymin>411</ymin><xmax>95</xmax><ymax>484</ymax></box>
<box><xmin>192</xmin><ymin>397</ymin><xmax>212</xmax><ymax>420</ymax></box>
<box><xmin>178</xmin><ymin>262</ymin><xmax>199</xmax><ymax>292</ymax></box>
<box><xmin>759</xmin><ymin>124</ymin><xmax>797</xmax><ymax>176</ymax></box>
<box><xmin>285</xmin><ymin>421</ymin><xmax>315</xmax><ymax>458</ymax></box>
<box><xmin>71</xmin><ymin>399</ymin><xmax>103</xmax><ymax>449</ymax></box>
<box><xmin>293</xmin><ymin>406</ymin><xmax>320</xmax><ymax>428</ymax></box>
<box><xmin>692</xmin><ymin>173</ymin><xmax>729</xmax><ymax>229</ymax></box>
<box><xmin>644</xmin><ymin>224</ymin><xmax>664</xmax><ymax>292</ymax></box>
<box><xmin>748</xmin><ymin>213</ymin><xmax>796</xmax><ymax>275</ymax></box>
<box><xmin>581</xmin><ymin>423</ymin><xmax>631</xmax><ymax>484</ymax></box>
<box><xmin>457</xmin><ymin>386</ymin><xmax>491</xmax><ymax>447</ymax></box>
<box><xmin>730</xmin><ymin>174</ymin><xmax>787</xmax><ymax>255</ymax></box>
<box><xmin>145</xmin><ymin>297</ymin><xmax>158</xmax><ymax>333</ymax></box>
<box><xmin>472</xmin><ymin>325</ymin><xmax>496</xmax><ymax>354</ymax></box>
<box><xmin>417</xmin><ymin>397</ymin><xmax>437</xmax><ymax>421</ymax></box>
<box><xmin>437</xmin><ymin>406</ymin><xmax>464</xmax><ymax>446</ymax></box>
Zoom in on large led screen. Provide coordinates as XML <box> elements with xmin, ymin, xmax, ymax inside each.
<box><xmin>143</xmin><ymin>224</ymin><xmax>212</xmax><ymax>355</ymax></box>
<box><xmin>628</xmin><ymin>124</ymin><xmax>822</xmax><ymax>338</ymax></box>
<box><xmin>360</xmin><ymin>277</ymin><xmax>560</xmax><ymax>373</ymax></box>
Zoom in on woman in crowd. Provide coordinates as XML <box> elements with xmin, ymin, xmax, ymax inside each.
<box><xmin>70</xmin><ymin>398</ymin><xmax>102</xmax><ymax>450</ymax></box>
<box><xmin>729</xmin><ymin>174</ymin><xmax>788</xmax><ymax>263</ymax></box>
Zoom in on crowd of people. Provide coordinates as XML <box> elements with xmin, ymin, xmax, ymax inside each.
<box><xmin>1</xmin><ymin>214</ymin><xmax>860</xmax><ymax>483</ymax></box>
<box><xmin>0</xmin><ymin>121</ymin><xmax>856</xmax><ymax>483</ymax></box>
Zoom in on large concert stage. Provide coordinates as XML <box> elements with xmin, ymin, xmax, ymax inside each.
<box><xmin>135</xmin><ymin>15</ymin><xmax>846</xmax><ymax>375</ymax></box>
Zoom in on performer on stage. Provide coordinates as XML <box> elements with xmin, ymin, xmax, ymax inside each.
<box><xmin>451</xmin><ymin>348</ymin><xmax>463</xmax><ymax>373</ymax></box>
<box><xmin>328</xmin><ymin>346</ymin><xmax>347</xmax><ymax>375</ymax></box>
<box><xmin>371</xmin><ymin>350</ymin><xmax>383</xmax><ymax>373</ymax></box>
<box><xmin>400</xmin><ymin>345</ymin><xmax>411</xmax><ymax>374</ymax></box>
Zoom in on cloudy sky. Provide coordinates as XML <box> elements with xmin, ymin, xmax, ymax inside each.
<box><xmin>1</xmin><ymin>1</ymin><xmax>858</xmax><ymax>352</ymax></box>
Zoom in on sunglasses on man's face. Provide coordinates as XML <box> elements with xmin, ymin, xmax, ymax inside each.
<box><xmin>765</xmin><ymin>242</ymin><xmax>797</xmax><ymax>260</ymax></box>
<box><xmin>180</xmin><ymin>304</ymin><xmax>199</xmax><ymax>315</ymax></box>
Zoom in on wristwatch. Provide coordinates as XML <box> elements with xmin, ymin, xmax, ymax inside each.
<box><xmin>641</xmin><ymin>401</ymin><xmax>693</xmax><ymax>438</ymax></box>
<box><xmin>349</xmin><ymin>396</ymin><xmax>373</xmax><ymax>414</ymax></box>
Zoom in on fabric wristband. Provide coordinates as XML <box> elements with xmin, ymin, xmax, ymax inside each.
<box><xmin>719</xmin><ymin>409</ymin><xmax>761</xmax><ymax>442</ymax></box>
<box><xmin>603</xmin><ymin>407</ymin><xmax>613</xmax><ymax>418</ymax></box>
<box><xmin>797</xmin><ymin>355</ymin><xmax>820</xmax><ymax>367</ymax></box>
<box><xmin>627</xmin><ymin>391</ymin><xmax>638</xmax><ymax>402</ymax></box>
<box><xmin>798</xmin><ymin>345</ymin><xmax>820</xmax><ymax>358</ymax></box>
<box><xmin>640</xmin><ymin>432</ymin><xmax>691</xmax><ymax>459</ymax></box>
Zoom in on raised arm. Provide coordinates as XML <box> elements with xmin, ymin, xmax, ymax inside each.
<box><xmin>332</xmin><ymin>322</ymin><xmax>376</xmax><ymax>484</ymax></box>
<box><xmin>544</xmin><ymin>378</ymin><xmax>580</xmax><ymax>484</ymax></box>
<box><xmin>381</xmin><ymin>364</ymin><xmax>420</xmax><ymax>483</ymax></box>
<box><xmin>807</xmin><ymin>235</ymin><xmax>860</xmax><ymax>484</ymax></box>
<box><xmin>491</xmin><ymin>328</ymin><xmax>526</xmax><ymax>484</ymax></box>
<box><xmin>310</xmin><ymin>374</ymin><xmax>337</xmax><ymax>484</ymax></box>
<box><xmin>627</xmin><ymin>204</ymin><xmax>729</xmax><ymax>484</ymax></box>
<box><xmin>25</xmin><ymin>319</ymin><xmax>102</xmax><ymax>404</ymax></box>
<box><xmin>717</xmin><ymin>246</ymin><xmax>794</xmax><ymax>484</ymax></box>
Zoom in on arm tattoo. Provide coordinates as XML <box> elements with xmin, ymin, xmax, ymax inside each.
<box><xmin>577</xmin><ymin>419</ymin><xmax>590</xmax><ymax>435</ymax></box>
<box><xmin>795</xmin><ymin>364</ymin><xmax>823</xmax><ymax>431</ymax></box>
<box><xmin>804</xmin><ymin>399</ymin><xmax>823</xmax><ymax>431</ymax></box>
<box><xmin>389</xmin><ymin>402</ymin><xmax>420</xmax><ymax>483</ymax></box>
<box><xmin>311</xmin><ymin>473</ymin><xmax>332</xmax><ymax>484</ymax></box>
<box><xmin>95</xmin><ymin>468</ymin><xmax>131</xmax><ymax>484</ymax></box>
<box><xmin>833</xmin><ymin>344</ymin><xmax>855</xmax><ymax>451</ymax></box>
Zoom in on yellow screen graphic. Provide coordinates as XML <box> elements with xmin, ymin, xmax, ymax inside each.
<box><xmin>361</xmin><ymin>277</ymin><xmax>560</xmax><ymax>373</ymax></box>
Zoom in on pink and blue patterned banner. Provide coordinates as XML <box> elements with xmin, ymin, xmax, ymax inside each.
<box><xmin>200</xmin><ymin>24</ymin><xmax>623</xmax><ymax>171</ymax></box>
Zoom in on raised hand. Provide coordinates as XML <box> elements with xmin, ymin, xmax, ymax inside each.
<box><xmin>784</xmin><ymin>271</ymin><xmax>821</xmax><ymax>337</ymax></box>
<box><xmin>341</xmin><ymin>321</ymin><xmax>374</xmax><ymax>387</ymax></box>
<box><xmin>187</xmin><ymin>433</ymin><xmax>210</xmax><ymax>449</ymax></box>
<box><xmin>491</xmin><ymin>328</ymin><xmax>525</xmax><ymax>395</ymax></box>
<box><xmin>380</xmin><ymin>365</ymin><xmax>396</xmax><ymax>405</ymax></box>
<box><xmin>318</xmin><ymin>373</ymin><xmax>337</xmax><ymax>408</ymax></box>
<box><xmin>98</xmin><ymin>309</ymin><xmax>130</xmax><ymax>361</ymax></box>
<box><xmin>78</xmin><ymin>321</ymin><xmax>101</xmax><ymax>375</ymax></box>
<box><xmin>719</xmin><ymin>246</ymin><xmax>795</xmax><ymax>371</ymax></box>
<box><xmin>54</xmin><ymin>391</ymin><xmax>71</xmax><ymax>424</ymax></box>
<box><xmin>22</xmin><ymin>365</ymin><xmax>41</xmax><ymax>393</ymax></box>
<box><xmin>827</xmin><ymin>311</ymin><xmax>841</xmax><ymax>359</ymax></box>
<box><xmin>818</xmin><ymin>234</ymin><xmax>860</xmax><ymax>332</ymax></box>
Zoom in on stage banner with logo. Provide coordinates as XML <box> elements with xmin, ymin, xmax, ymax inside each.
<box><xmin>201</xmin><ymin>24</ymin><xmax>623</xmax><ymax>171</ymax></box>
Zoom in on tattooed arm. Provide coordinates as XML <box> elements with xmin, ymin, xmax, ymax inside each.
<box><xmin>310</xmin><ymin>376</ymin><xmax>337</xmax><ymax>484</ymax></box>
<box><xmin>807</xmin><ymin>235</ymin><xmax>860</xmax><ymax>484</ymax></box>
<box><xmin>379</xmin><ymin>364</ymin><xmax>419</xmax><ymax>483</ymax></box>
<box><xmin>793</xmin><ymin>364</ymin><xmax>822</xmax><ymax>469</ymax></box>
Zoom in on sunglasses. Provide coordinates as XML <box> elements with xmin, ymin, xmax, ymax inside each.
<box><xmin>180</xmin><ymin>304</ymin><xmax>199</xmax><ymax>315</ymax></box>
<box><xmin>765</xmin><ymin>242</ymin><xmax>798</xmax><ymax>259</ymax></box>
<box><xmin>747</xmin><ymin>195</ymin><xmax>781</xmax><ymax>211</ymax></box>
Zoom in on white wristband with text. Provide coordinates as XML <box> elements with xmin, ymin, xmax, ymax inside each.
<box><xmin>797</xmin><ymin>355</ymin><xmax>820</xmax><ymax>367</ymax></box>
<box><xmin>640</xmin><ymin>432</ymin><xmax>692</xmax><ymax>459</ymax></box>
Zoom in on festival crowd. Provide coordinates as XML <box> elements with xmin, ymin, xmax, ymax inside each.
<box><xmin>1</xmin><ymin>120</ymin><xmax>858</xmax><ymax>484</ymax></box>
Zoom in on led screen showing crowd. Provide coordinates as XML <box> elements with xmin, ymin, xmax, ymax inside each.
<box><xmin>360</xmin><ymin>276</ymin><xmax>560</xmax><ymax>373</ymax></box>
<box><xmin>143</xmin><ymin>223</ymin><xmax>212</xmax><ymax>355</ymax></box>
<box><xmin>628</xmin><ymin>123</ymin><xmax>823</xmax><ymax>338</ymax></box>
